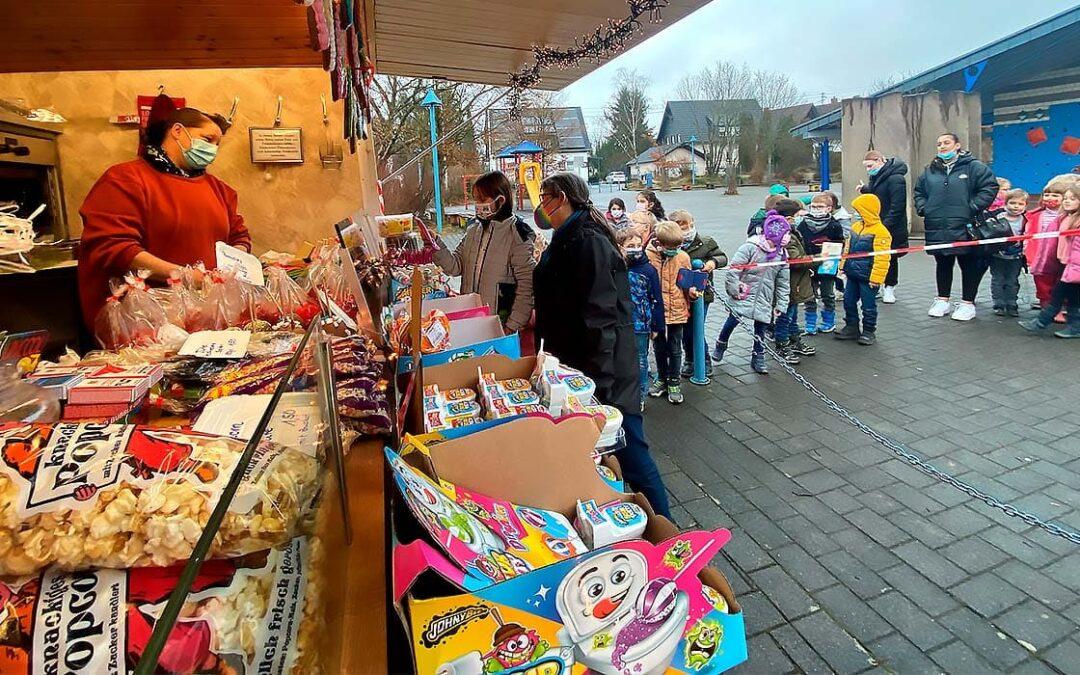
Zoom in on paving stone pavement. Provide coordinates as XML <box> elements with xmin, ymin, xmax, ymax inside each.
<box><xmin>631</xmin><ymin>187</ymin><xmax>1080</xmax><ymax>674</ymax></box>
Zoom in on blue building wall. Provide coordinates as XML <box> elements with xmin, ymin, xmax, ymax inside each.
<box><xmin>992</xmin><ymin>101</ymin><xmax>1080</xmax><ymax>192</ymax></box>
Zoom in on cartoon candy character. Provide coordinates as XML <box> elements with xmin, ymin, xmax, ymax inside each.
<box><xmin>555</xmin><ymin>550</ymin><xmax>688</xmax><ymax>675</ymax></box>
<box><xmin>662</xmin><ymin>540</ymin><xmax>692</xmax><ymax>572</ymax></box>
<box><xmin>0</xmin><ymin>577</ymin><xmax>37</xmax><ymax>671</ymax></box>
<box><xmin>684</xmin><ymin>619</ymin><xmax>723</xmax><ymax>671</ymax></box>
<box><xmin>0</xmin><ymin>424</ymin><xmax>52</xmax><ymax>481</ymax></box>
<box><xmin>483</xmin><ymin>620</ymin><xmax>549</xmax><ymax>672</ymax></box>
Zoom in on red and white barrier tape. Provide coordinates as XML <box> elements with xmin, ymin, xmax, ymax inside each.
<box><xmin>725</xmin><ymin>227</ymin><xmax>1080</xmax><ymax>270</ymax></box>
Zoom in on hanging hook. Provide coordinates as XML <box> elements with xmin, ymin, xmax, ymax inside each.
<box><xmin>226</xmin><ymin>97</ymin><xmax>240</xmax><ymax>124</ymax></box>
<box><xmin>274</xmin><ymin>96</ymin><xmax>283</xmax><ymax>127</ymax></box>
<box><xmin>320</xmin><ymin>94</ymin><xmax>329</xmax><ymax>125</ymax></box>
<box><xmin>157</xmin><ymin>84</ymin><xmax>166</xmax><ymax>95</ymax></box>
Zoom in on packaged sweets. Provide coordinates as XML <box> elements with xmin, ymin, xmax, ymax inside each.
<box><xmin>0</xmin><ymin>423</ymin><xmax>319</xmax><ymax>575</ymax></box>
<box><xmin>0</xmin><ymin>537</ymin><xmax>320</xmax><ymax>675</ymax></box>
<box><xmin>423</xmin><ymin>385</ymin><xmax>481</xmax><ymax>432</ymax></box>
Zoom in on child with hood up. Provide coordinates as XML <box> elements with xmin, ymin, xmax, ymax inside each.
<box><xmin>835</xmin><ymin>194</ymin><xmax>892</xmax><ymax>345</ymax></box>
<box><xmin>713</xmin><ymin>212</ymin><xmax>791</xmax><ymax>375</ymax></box>
<box><xmin>616</xmin><ymin>228</ymin><xmax>665</xmax><ymax>408</ymax></box>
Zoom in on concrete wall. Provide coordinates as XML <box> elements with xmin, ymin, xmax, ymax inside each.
<box><xmin>841</xmin><ymin>92</ymin><xmax>983</xmax><ymax>235</ymax></box>
<box><xmin>0</xmin><ymin>67</ymin><xmax>378</xmax><ymax>254</ymax></box>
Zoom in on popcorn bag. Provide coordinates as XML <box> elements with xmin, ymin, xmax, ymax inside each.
<box><xmin>0</xmin><ymin>423</ymin><xmax>319</xmax><ymax>575</ymax></box>
<box><xmin>0</xmin><ymin>537</ymin><xmax>320</xmax><ymax>675</ymax></box>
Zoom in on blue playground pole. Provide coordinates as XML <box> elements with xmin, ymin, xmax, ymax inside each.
<box><xmin>689</xmin><ymin>259</ymin><xmax>710</xmax><ymax>386</ymax></box>
<box><xmin>688</xmin><ymin>134</ymin><xmax>698</xmax><ymax>186</ymax></box>
<box><xmin>820</xmin><ymin>138</ymin><xmax>831</xmax><ymax>191</ymax></box>
<box><xmin>422</xmin><ymin>88</ymin><xmax>444</xmax><ymax>233</ymax></box>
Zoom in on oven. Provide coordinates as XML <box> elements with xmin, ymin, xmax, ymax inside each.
<box><xmin>0</xmin><ymin>110</ymin><xmax>67</xmax><ymax>239</ymax></box>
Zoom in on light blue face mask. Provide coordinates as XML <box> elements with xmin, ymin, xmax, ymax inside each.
<box><xmin>181</xmin><ymin>126</ymin><xmax>219</xmax><ymax>170</ymax></box>
<box><xmin>937</xmin><ymin>150</ymin><xmax>957</xmax><ymax>162</ymax></box>
<box><xmin>867</xmin><ymin>166</ymin><xmax>881</xmax><ymax>176</ymax></box>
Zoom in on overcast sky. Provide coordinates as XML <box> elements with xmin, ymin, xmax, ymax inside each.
<box><xmin>559</xmin><ymin>0</ymin><xmax>1077</xmax><ymax>138</ymax></box>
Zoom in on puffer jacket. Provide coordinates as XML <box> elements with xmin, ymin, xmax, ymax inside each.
<box><xmin>1059</xmin><ymin>221</ymin><xmax>1080</xmax><ymax>283</ymax></box>
<box><xmin>627</xmin><ymin>253</ymin><xmax>665</xmax><ymax>334</ymax></box>
<box><xmin>844</xmin><ymin>194</ymin><xmax>893</xmax><ymax>284</ymax></box>
<box><xmin>682</xmin><ymin>234</ymin><xmax>728</xmax><ymax>303</ymax></box>
<box><xmin>860</xmin><ymin>157</ymin><xmax>910</xmax><ymax>248</ymax></box>
<box><xmin>785</xmin><ymin>229</ymin><xmax>815</xmax><ymax>304</ymax></box>
<box><xmin>433</xmin><ymin>214</ymin><xmax>536</xmax><ymax>331</ymax></box>
<box><xmin>646</xmin><ymin>244</ymin><xmax>692</xmax><ymax>324</ymax></box>
<box><xmin>913</xmin><ymin>151</ymin><xmax>998</xmax><ymax>252</ymax></box>
<box><xmin>723</xmin><ymin>237</ymin><xmax>791</xmax><ymax>323</ymax></box>
<box><xmin>1024</xmin><ymin>208</ymin><xmax>1064</xmax><ymax>276</ymax></box>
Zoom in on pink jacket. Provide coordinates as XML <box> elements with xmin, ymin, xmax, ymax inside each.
<box><xmin>1024</xmin><ymin>208</ymin><xmax>1064</xmax><ymax>277</ymax></box>
<box><xmin>1058</xmin><ymin>216</ymin><xmax>1080</xmax><ymax>283</ymax></box>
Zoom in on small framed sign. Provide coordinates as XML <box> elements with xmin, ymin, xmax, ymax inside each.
<box><xmin>249</xmin><ymin>127</ymin><xmax>304</xmax><ymax>164</ymax></box>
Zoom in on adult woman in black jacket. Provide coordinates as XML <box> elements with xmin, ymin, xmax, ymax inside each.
<box><xmin>859</xmin><ymin>151</ymin><xmax>909</xmax><ymax>303</ymax></box>
<box><xmin>914</xmin><ymin>133</ymin><xmax>999</xmax><ymax>321</ymax></box>
<box><xmin>533</xmin><ymin>172</ymin><xmax>672</xmax><ymax>520</ymax></box>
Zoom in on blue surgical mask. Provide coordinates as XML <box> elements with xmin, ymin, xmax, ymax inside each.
<box><xmin>867</xmin><ymin>166</ymin><xmax>881</xmax><ymax>176</ymax></box>
<box><xmin>937</xmin><ymin>150</ymin><xmax>957</xmax><ymax>162</ymax></box>
<box><xmin>181</xmin><ymin>126</ymin><xmax>219</xmax><ymax>170</ymax></box>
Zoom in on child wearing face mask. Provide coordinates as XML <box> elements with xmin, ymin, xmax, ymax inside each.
<box><xmin>669</xmin><ymin>209</ymin><xmax>727</xmax><ymax>377</ymax></box>
<box><xmin>646</xmin><ymin>221</ymin><xmax>697</xmax><ymax>404</ymax></box>
<box><xmin>797</xmin><ymin>194</ymin><xmax>846</xmax><ymax>334</ymax></box>
<box><xmin>991</xmin><ymin>177</ymin><xmax>1012</xmax><ymax>210</ymax></box>
<box><xmin>713</xmin><ymin>213</ymin><xmax>792</xmax><ymax>375</ymax></box>
<box><xmin>606</xmin><ymin>198</ymin><xmax>630</xmax><ymax>231</ymax></box>
<box><xmin>1025</xmin><ymin>179</ymin><xmax>1070</xmax><ymax>313</ymax></box>
<box><xmin>1020</xmin><ymin>184</ymin><xmax>1080</xmax><ymax>338</ymax></box>
<box><xmin>989</xmin><ymin>189</ymin><xmax>1029</xmax><ymax>317</ymax></box>
<box><xmin>637</xmin><ymin>190</ymin><xmax>666</xmax><ymax>221</ymax></box>
<box><xmin>617</xmin><ymin>228</ymin><xmax>665</xmax><ymax>408</ymax></box>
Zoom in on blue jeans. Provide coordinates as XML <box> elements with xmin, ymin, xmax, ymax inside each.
<box><xmin>717</xmin><ymin>313</ymin><xmax>767</xmax><ymax>355</ymax></box>
<box><xmin>653</xmin><ymin>324</ymin><xmax>685</xmax><ymax>385</ymax></box>
<box><xmin>773</xmin><ymin>303</ymin><xmax>801</xmax><ymax>342</ymax></box>
<box><xmin>617</xmin><ymin>413</ymin><xmax>672</xmax><ymax>520</ymax></box>
<box><xmin>635</xmin><ymin>333</ymin><xmax>650</xmax><ymax>401</ymax></box>
<box><xmin>844</xmin><ymin>277</ymin><xmax>878</xmax><ymax>330</ymax></box>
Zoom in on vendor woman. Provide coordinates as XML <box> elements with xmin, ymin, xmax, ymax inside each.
<box><xmin>78</xmin><ymin>107</ymin><xmax>251</xmax><ymax>327</ymax></box>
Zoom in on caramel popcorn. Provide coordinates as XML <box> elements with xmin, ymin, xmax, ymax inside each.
<box><xmin>0</xmin><ymin>423</ymin><xmax>318</xmax><ymax>575</ymax></box>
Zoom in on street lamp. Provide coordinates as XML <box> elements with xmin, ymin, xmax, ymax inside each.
<box><xmin>421</xmin><ymin>87</ymin><xmax>444</xmax><ymax>233</ymax></box>
<box><xmin>688</xmin><ymin>134</ymin><xmax>698</xmax><ymax>186</ymax></box>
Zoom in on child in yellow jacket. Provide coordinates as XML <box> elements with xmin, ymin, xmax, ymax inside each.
<box><xmin>835</xmin><ymin>193</ymin><xmax>893</xmax><ymax>345</ymax></box>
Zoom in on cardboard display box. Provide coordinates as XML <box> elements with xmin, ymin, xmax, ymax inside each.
<box><xmin>398</xmin><ymin>316</ymin><xmax>520</xmax><ymax>374</ymax></box>
<box><xmin>390</xmin><ymin>415</ymin><xmax>746</xmax><ymax>674</ymax></box>
<box><xmin>392</xmin><ymin>293</ymin><xmax>491</xmax><ymax>322</ymax></box>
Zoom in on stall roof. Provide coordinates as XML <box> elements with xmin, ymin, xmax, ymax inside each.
<box><xmin>790</xmin><ymin>5</ymin><xmax>1080</xmax><ymax>140</ymax></box>
<box><xmin>3</xmin><ymin>0</ymin><xmax>709</xmax><ymax>90</ymax></box>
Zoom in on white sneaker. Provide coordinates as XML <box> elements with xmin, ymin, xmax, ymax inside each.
<box><xmin>928</xmin><ymin>298</ymin><xmax>952</xmax><ymax>317</ymax></box>
<box><xmin>882</xmin><ymin>286</ymin><xmax>897</xmax><ymax>304</ymax></box>
<box><xmin>951</xmin><ymin>302</ymin><xmax>977</xmax><ymax>321</ymax></box>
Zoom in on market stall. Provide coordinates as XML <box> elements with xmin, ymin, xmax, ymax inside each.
<box><xmin>0</xmin><ymin>1</ymin><xmax>736</xmax><ymax>673</ymax></box>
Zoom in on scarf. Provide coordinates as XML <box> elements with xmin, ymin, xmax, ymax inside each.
<box><xmin>800</xmin><ymin>212</ymin><xmax>832</xmax><ymax>234</ymax></box>
<box><xmin>143</xmin><ymin>144</ymin><xmax>202</xmax><ymax>178</ymax></box>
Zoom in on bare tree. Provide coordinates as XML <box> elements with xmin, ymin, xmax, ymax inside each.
<box><xmin>675</xmin><ymin>61</ymin><xmax>756</xmax><ymax>194</ymax></box>
<box><xmin>867</xmin><ymin>69</ymin><xmax>921</xmax><ymax>95</ymax></box>
<box><xmin>753</xmin><ymin>71</ymin><xmax>802</xmax><ymax>110</ymax></box>
<box><xmin>604</xmin><ymin>68</ymin><xmax>654</xmax><ymax>164</ymax></box>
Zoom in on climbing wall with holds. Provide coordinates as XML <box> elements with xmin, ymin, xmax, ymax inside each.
<box><xmin>991</xmin><ymin>101</ymin><xmax>1080</xmax><ymax>192</ymax></box>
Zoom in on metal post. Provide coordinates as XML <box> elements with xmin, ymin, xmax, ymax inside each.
<box><xmin>820</xmin><ymin>138</ymin><xmax>831</xmax><ymax>191</ymax></box>
<box><xmin>421</xmin><ymin>88</ymin><xmax>444</xmax><ymax>232</ymax></box>
<box><xmin>690</xmin><ymin>295</ymin><xmax>710</xmax><ymax>386</ymax></box>
<box><xmin>688</xmin><ymin>134</ymin><xmax>698</xmax><ymax>186</ymax></box>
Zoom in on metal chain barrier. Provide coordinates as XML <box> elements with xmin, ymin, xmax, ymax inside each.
<box><xmin>715</xmin><ymin>301</ymin><xmax>1080</xmax><ymax>546</ymax></box>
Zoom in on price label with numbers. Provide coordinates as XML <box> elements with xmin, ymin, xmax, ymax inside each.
<box><xmin>179</xmin><ymin>330</ymin><xmax>252</xmax><ymax>359</ymax></box>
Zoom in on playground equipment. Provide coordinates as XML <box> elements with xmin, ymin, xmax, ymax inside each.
<box><xmin>518</xmin><ymin>161</ymin><xmax>543</xmax><ymax>210</ymax></box>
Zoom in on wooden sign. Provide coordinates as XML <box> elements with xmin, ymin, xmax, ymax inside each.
<box><xmin>249</xmin><ymin>127</ymin><xmax>304</xmax><ymax>164</ymax></box>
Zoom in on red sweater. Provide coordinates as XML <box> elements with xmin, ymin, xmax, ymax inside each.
<box><xmin>78</xmin><ymin>159</ymin><xmax>251</xmax><ymax>327</ymax></box>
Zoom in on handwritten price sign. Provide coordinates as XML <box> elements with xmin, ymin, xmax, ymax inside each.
<box><xmin>215</xmin><ymin>241</ymin><xmax>265</xmax><ymax>286</ymax></box>
<box><xmin>179</xmin><ymin>330</ymin><xmax>252</xmax><ymax>359</ymax></box>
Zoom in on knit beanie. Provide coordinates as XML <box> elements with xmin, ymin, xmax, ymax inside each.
<box><xmin>769</xmin><ymin>183</ymin><xmax>789</xmax><ymax>196</ymax></box>
<box><xmin>761</xmin><ymin>211</ymin><xmax>791</xmax><ymax>261</ymax></box>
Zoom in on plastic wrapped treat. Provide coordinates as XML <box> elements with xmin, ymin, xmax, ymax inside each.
<box><xmin>0</xmin><ymin>423</ymin><xmax>319</xmax><ymax>575</ymax></box>
<box><xmin>0</xmin><ymin>537</ymin><xmax>319</xmax><ymax>675</ymax></box>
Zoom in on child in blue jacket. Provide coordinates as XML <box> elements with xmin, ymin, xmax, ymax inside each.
<box><xmin>618</xmin><ymin>228</ymin><xmax>665</xmax><ymax>408</ymax></box>
<box><xmin>836</xmin><ymin>194</ymin><xmax>892</xmax><ymax>345</ymax></box>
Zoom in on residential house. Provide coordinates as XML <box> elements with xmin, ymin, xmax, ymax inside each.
<box><xmin>485</xmin><ymin>107</ymin><xmax>591</xmax><ymax>182</ymax></box>
<box><xmin>626</xmin><ymin>143</ymin><xmax>707</xmax><ymax>180</ymax></box>
<box><xmin>655</xmin><ymin>99</ymin><xmax>762</xmax><ymax>175</ymax></box>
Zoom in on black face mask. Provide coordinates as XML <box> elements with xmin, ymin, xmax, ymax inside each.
<box><xmin>626</xmin><ymin>251</ymin><xmax>647</xmax><ymax>265</ymax></box>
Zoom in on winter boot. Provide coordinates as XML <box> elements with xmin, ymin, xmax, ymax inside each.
<box><xmin>857</xmin><ymin>328</ymin><xmax>877</xmax><ymax>345</ymax></box>
<box><xmin>1006</xmin><ymin>306</ymin><xmax>1020</xmax><ymax>317</ymax></box>
<box><xmin>775</xmin><ymin>339</ymin><xmax>801</xmax><ymax>364</ymax></box>
<box><xmin>834</xmin><ymin>323</ymin><xmax>861</xmax><ymax>340</ymax></box>
<box><xmin>792</xmin><ymin>333</ymin><xmax>817</xmax><ymax>356</ymax></box>
<box><xmin>750</xmin><ymin>352</ymin><xmax>769</xmax><ymax>374</ymax></box>
<box><xmin>711</xmin><ymin>340</ymin><xmax>728</xmax><ymax>363</ymax></box>
<box><xmin>667</xmin><ymin>383</ymin><xmax>684</xmax><ymax>404</ymax></box>
<box><xmin>819</xmin><ymin>309</ymin><xmax>836</xmax><ymax>333</ymax></box>
<box><xmin>804</xmin><ymin>310</ymin><xmax>819</xmax><ymax>335</ymax></box>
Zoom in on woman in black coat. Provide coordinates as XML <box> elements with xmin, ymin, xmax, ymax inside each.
<box><xmin>533</xmin><ymin>172</ymin><xmax>672</xmax><ymax>520</ymax></box>
<box><xmin>914</xmin><ymin>133</ymin><xmax>999</xmax><ymax>321</ymax></box>
<box><xmin>859</xmin><ymin>151</ymin><xmax>909</xmax><ymax>303</ymax></box>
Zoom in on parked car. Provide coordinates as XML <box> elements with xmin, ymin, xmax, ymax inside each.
<box><xmin>606</xmin><ymin>171</ymin><xmax>627</xmax><ymax>184</ymax></box>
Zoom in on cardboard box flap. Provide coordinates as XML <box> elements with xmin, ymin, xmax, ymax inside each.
<box><xmin>425</xmin><ymin>416</ymin><xmax>610</xmax><ymax>517</ymax></box>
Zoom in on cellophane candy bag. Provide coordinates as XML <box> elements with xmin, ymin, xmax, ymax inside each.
<box><xmin>94</xmin><ymin>289</ymin><xmax>157</xmax><ymax>350</ymax></box>
<box><xmin>266</xmin><ymin>265</ymin><xmax>309</xmax><ymax>325</ymax></box>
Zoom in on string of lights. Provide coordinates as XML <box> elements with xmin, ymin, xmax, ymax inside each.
<box><xmin>507</xmin><ymin>0</ymin><xmax>669</xmax><ymax>111</ymax></box>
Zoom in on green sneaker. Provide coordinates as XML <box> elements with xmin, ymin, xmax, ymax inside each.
<box><xmin>667</xmin><ymin>385</ymin><xmax>684</xmax><ymax>405</ymax></box>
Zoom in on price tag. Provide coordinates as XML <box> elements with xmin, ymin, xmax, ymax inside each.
<box><xmin>215</xmin><ymin>241</ymin><xmax>265</xmax><ymax>286</ymax></box>
<box><xmin>179</xmin><ymin>330</ymin><xmax>252</xmax><ymax>359</ymax></box>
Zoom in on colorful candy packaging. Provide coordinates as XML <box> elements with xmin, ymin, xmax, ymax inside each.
<box><xmin>0</xmin><ymin>423</ymin><xmax>319</xmax><ymax>575</ymax></box>
<box><xmin>0</xmin><ymin>537</ymin><xmax>320</xmax><ymax>675</ymax></box>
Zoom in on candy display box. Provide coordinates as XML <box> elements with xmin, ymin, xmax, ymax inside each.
<box><xmin>388</xmin><ymin>416</ymin><xmax>746</xmax><ymax>673</ymax></box>
<box><xmin>392</xmin><ymin>293</ymin><xmax>491</xmax><ymax>322</ymax></box>
<box><xmin>397</xmin><ymin>316</ymin><xmax>521</xmax><ymax>374</ymax></box>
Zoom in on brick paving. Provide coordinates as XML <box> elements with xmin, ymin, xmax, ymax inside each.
<box><xmin>632</xmin><ymin>187</ymin><xmax>1080</xmax><ymax>674</ymax></box>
